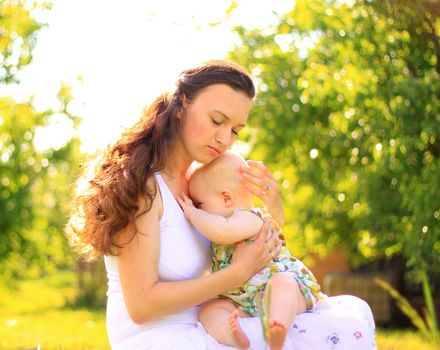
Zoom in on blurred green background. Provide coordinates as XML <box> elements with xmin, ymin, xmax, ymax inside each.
<box><xmin>1</xmin><ymin>0</ymin><xmax>438</xmax><ymax>349</ymax></box>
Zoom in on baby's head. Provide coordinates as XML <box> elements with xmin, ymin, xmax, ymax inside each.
<box><xmin>188</xmin><ymin>151</ymin><xmax>253</xmax><ymax>216</ymax></box>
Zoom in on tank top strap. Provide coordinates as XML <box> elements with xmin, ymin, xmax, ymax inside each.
<box><xmin>154</xmin><ymin>172</ymin><xmax>182</xmax><ymax>221</ymax></box>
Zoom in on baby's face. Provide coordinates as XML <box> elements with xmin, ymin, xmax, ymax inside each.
<box><xmin>188</xmin><ymin>173</ymin><xmax>230</xmax><ymax>216</ymax></box>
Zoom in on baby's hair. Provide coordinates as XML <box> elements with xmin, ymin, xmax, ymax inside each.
<box><xmin>191</xmin><ymin>151</ymin><xmax>248</xmax><ymax>194</ymax></box>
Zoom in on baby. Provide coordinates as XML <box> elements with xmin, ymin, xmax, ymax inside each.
<box><xmin>178</xmin><ymin>152</ymin><xmax>326</xmax><ymax>350</ymax></box>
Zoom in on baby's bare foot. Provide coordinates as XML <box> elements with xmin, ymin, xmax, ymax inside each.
<box><xmin>267</xmin><ymin>319</ymin><xmax>287</xmax><ymax>350</ymax></box>
<box><xmin>228</xmin><ymin>310</ymin><xmax>250</xmax><ymax>349</ymax></box>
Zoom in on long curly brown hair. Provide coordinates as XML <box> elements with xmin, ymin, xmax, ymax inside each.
<box><xmin>65</xmin><ymin>60</ymin><xmax>255</xmax><ymax>260</ymax></box>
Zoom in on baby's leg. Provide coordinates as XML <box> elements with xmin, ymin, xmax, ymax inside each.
<box><xmin>263</xmin><ymin>272</ymin><xmax>307</xmax><ymax>350</ymax></box>
<box><xmin>199</xmin><ymin>298</ymin><xmax>251</xmax><ymax>348</ymax></box>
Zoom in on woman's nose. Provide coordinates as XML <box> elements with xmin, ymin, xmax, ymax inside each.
<box><xmin>215</xmin><ymin>127</ymin><xmax>233</xmax><ymax>146</ymax></box>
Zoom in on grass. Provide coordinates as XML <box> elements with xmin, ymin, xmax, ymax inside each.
<box><xmin>0</xmin><ymin>271</ymin><xmax>437</xmax><ymax>349</ymax></box>
<box><xmin>376</xmin><ymin>329</ymin><xmax>437</xmax><ymax>350</ymax></box>
<box><xmin>0</xmin><ymin>271</ymin><xmax>108</xmax><ymax>350</ymax></box>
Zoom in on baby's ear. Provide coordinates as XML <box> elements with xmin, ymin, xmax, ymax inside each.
<box><xmin>220</xmin><ymin>190</ymin><xmax>234</xmax><ymax>207</ymax></box>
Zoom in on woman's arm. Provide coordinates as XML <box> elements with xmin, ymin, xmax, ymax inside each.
<box><xmin>240</xmin><ymin>160</ymin><xmax>284</xmax><ymax>227</ymax></box>
<box><xmin>117</xmin><ymin>186</ymin><xmax>280</xmax><ymax>324</ymax></box>
<box><xmin>177</xmin><ymin>193</ymin><xmax>262</xmax><ymax>245</ymax></box>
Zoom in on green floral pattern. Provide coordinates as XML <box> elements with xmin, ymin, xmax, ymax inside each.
<box><xmin>211</xmin><ymin>208</ymin><xmax>326</xmax><ymax>317</ymax></box>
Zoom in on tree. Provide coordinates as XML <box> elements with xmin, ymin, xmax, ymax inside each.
<box><xmin>228</xmin><ymin>0</ymin><xmax>439</xmax><ymax>279</ymax></box>
<box><xmin>0</xmin><ymin>0</ymin><xmax>47</xmax><ymax>83</ymax></box>
<box><xmin>0</xmin><ymin>0</ymin><xmax>82</xmax><ymax>279</ymax></box>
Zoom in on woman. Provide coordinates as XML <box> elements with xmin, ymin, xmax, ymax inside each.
<box><xmin>67</xmin><ymin>60</ymin><xmax>376</xmax><ymax>349</ymax></box>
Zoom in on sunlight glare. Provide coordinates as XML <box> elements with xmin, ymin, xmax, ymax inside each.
<box><xmin>10</xmin><ymin>0</ymin><xmax>294</xmax><ymax>154</ymax></box>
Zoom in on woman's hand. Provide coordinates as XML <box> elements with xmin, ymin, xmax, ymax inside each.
<box><xmin>240</xmin><ymin>160</ymin><xmax>284</xmax><ymax>226</ymax></box>
<box><xmin>230</xmin><ymin>219</ymin><xmax>282</xmax><ymax>283</ymax></box>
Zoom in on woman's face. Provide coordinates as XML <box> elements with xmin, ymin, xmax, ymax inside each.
<box><xmin>179</xmin><ymin>83</ymin><xmax>252</xmax><ymax>164</ymax></box>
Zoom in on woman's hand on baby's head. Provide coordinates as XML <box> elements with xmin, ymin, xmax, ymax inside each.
<box><xmin>240</xmin><ymin>160</ymin><xmax>279</xmax><ymax>197</ymax></box>
<box><xmin>176</xmin><ymin>193</ymin><xmax>196</xmax><ymax>219</ymax></box>
<box><xmin>240</xmin><ymin>160</ymin><xmax>284</xmax><ymax>227</ymax></box>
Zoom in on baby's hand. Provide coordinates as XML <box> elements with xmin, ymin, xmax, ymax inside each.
<box><xmin>177</xmin><ymin>193</ymin><xmax>196</xmax><ymax>220</ymax></box>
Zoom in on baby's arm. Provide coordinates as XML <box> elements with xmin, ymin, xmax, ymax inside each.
<box><xmin>177</xmin><ymin>193</ymin><xmax>263</xmax><ymax>245</ymax></box>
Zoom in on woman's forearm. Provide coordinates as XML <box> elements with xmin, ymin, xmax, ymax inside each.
<box><xmin>129</xmin><ymin>263</ymin><xmax>244</xmax><ymax>324</ymax></box>
<box><xmin>267</xmin><ymin>199</ymin><xmax>284</xmax><ymax>227</ymax></box>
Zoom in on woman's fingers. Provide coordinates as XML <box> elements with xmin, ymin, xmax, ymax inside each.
<box><xmin>240</xmin><ymin>159</ymin><xmax>284</xmax><ymax>226</ymax></box>
<box><xmin>253</xmin><ymin>219</ymin><xmax>280</xmax><ymax>256</ymax></box>
<box><xmin>241</xmin><ymin>162</ymin><xmax>271</xmax><ymax>182</ymax></box>
<box><xmin>246</xmin><ymin>160</ymin><xmax>274</xmax><ymax>179</ymax></box>
<box><xmin>241</xmin><ymin>179</ymin><xmax>263</xmax><ymax>197</ymax></box>
<box><xmin>269</xmin><ymin>237</ymin><xmax>282</xmax><ymax>259</ymax></box>
<box><xmin>252</xmin><ymin>219</ymin><xmax>271</xmax><ymax>243</ymax></box>
<box><xmin>241</xmin><ymin>161</ymin><xmax>279</xmax><ymax>196</ymax></box>
<box><xmin>240</xmin><ymin>169</ymin><xmax>263</xmax><ymax>188</ymax></box>
<box><xmin>241</xmin><ymin>171</ymin><xmax>272</xmax><ymax>190</ymax></box>
<box><xmin>232</xmin><ymin>219</ymin><xmax>282</xmax><ymax>281</ymax></box>
<box><xmin>265</xmin><ymin>222</ymin><xmax>280</xmax><ymax>248</ymax></box>
<box><xmin>241</xmin><ymin>172</ymin><xmax>277</xmax><ymax>196</ymax></box>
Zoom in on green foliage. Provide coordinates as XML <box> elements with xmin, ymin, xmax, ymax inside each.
<box><xmin>0</xmin><ymin>91</ymin><xmax>83</xmax><ymax>279</ymax></box>
<box><xmin>0</xmin><ymin>0</ymin><xmax>83</xmax><ymax>279</ymax></box>
<box><xmin>0</xmin><ymin>271</ymin><xmax>108</xmax><ymax>350</ymax></box>
<box><xmin>0</xmin><ymin>0</ymin><xmax>49</xmax><ymax>83</ymax></box>
<box><xmin>376</xmin><ymin>273</ymin><xmax>439</xmax><ymax>345</ymax></box>
<box><xmin>0</xmin><ymin>97</ymin><xmax>45</xmax><ymax>277</ymax></box>
<box><xmin>423</xmin><ymin>272</ymin><xmax>439</xmax><ymax>340</ymax></box>
<box><xmin>228</xmin><ymin>0</ymin><xmax>440</xmax><ymax>278</ymax></box>
<box><xmin>72</xmin><ymin>259</ymin><xmax>107</xmax><ymax>308</ymax></box>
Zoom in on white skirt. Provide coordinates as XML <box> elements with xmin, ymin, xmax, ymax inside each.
<box><xmin>110</xmin><ymin>295</ymin><xmax>376</xmax><ymax>350</ymax></box>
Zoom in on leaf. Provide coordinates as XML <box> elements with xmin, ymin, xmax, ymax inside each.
<box><xmin>421</xmin><ymin>272</ymin><xmax>440</xmax><ymax>342</ymax></box>
<box><xmin>225</xmin><ymin>1</ymin><xmax>238</xmax><ymax>17</ymax></box>
<box><xmin>259</xmin><ymin>283</ymin><xmax>272</xmax><ymax>343</ymax></box>
<box><xmin>375</xmin><ymin>278</ymin><xmax>429</xmax><ymax>336</ymax></box>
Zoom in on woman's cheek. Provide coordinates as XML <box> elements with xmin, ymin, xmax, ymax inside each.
<box><xmin>188</xmin><ymin>118</ymin><xmax>212</xmax><ymax>140</ymax></box>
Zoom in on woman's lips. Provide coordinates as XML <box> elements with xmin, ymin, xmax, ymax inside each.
<box><xmin>207</xmin><ymin>145</ymin><xmax>221</xmax><ymax>156</ymax></box>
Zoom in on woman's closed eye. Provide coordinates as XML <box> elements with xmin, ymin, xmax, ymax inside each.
<box><xmin>212</xmin><ymin>118</ymin><xmax>241</xmax><ymax>135</ymax></box>
<box><xmin>231</xmin><ymin>127</ymin><xmax>241</xmax><ymax>136</ymax></box>
<box><xmin>211</xmin><ymin>117</ymin><xmax>222</xmax><ymax>125</ymax></box>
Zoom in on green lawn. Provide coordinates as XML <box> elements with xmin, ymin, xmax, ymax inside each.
<box><xmin>0</xmin><ymin>271</ymin><xmax>437</xmax><ymax>349</ymax></box>
<box><xmin>0</xmin><ymin>272</ymin><xmax>108</xmax><ymax>350</ymax></box>
<box><xmin>376</xmin><ymin>329</ymin><xmax>437</xmax><ymax>350</ymax></box>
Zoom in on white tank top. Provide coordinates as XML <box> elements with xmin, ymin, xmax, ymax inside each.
<box><xmin>104</xmin><ymin>173</ymin><xmax>211</xmax><ymax>345</ymax></box>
